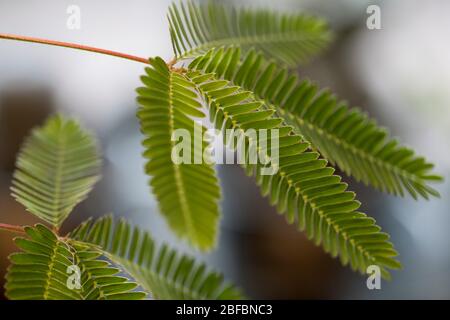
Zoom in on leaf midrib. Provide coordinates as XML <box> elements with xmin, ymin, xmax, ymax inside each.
<box><xmin>52</xmin><ymin>132</ymin><xmax>67</xmax><ymax>227</ymax></box>
<box><xmin>42</xmin><ymin>240</ymin><xmax>60</xmax><ymax>300</ymax></box>
<box><xmin>168</xmin><ymin>72</ymin><xmax>196</xmax><ymax>242</ymax></box>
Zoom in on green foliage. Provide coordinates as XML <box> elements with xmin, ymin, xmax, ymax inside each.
<box><xmin>70</xmin><ymin>215</ymin><xmax>243</xmax><ymax>299</ymax></box>
<box><xmin>5</xmin><ymin>224</ymin><xmax>145</xmax><ymax>300</ymax></box>
<box><xmin>186</xmin><ymin>47</ymin><xmax>443</xmax><ymax>199</ymax></box>
<box><xmin>1</xmin><ymin>0</ymin><xmax>444</xmax><ymax>298</ymax></box>
<box><xmin>168</xmin><ymin>0</ymin><xmax>332</xmax><ymax>67</ymax></box>
<box><xmin>183</xmin><ymin>67</ymin><xmax>401</xmax><ymax>279</ymax></box>
<box><xmin>11</xmin><ymin>115</ymin><xmax>101</xmax><ymax>227</ymax></box>
<box><xmin>137</xmin><ymin>57</ymin><xmax>221</xmax><ymax>250</ymax></box>
<box><xmin>4</xmin><ymin>113</ymin><xmax>239</xmax><ymax>300</ymax></box>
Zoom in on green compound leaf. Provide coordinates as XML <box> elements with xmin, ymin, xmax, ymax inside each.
<box><xmin>11</xmin><ymin>115</ymin><xmax>101</xmax><ymax>227</ymax></box>
<box><xmin>137</xmin><ymin>57</ymin><xmax>221</xmax><ymax>250</ymax></box>
<box><xmin>169</xmin><ymin>0</ymin><xmax>332</xmax><ymax>66</ymax></box>
<box><xmin>185</xmin><ymin>66</ymin><xmax>401</xmax><ymax>279</ymax></box>
<box><xmin>189</xmin><ymin>47</ymin><xmax>443</xmax><ymax>199</ymax></box>
<box><xmin>70</xmin><ymin>215</ymin><xmax>244</xmax><ymax>300</ymax></box>
<box><xmin>5</xmin><ymin>224</ymin><xmax>145</xmax><ymax>300</ymax></box>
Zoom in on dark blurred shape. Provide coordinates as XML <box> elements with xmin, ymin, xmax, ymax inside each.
<box><xmin>233</xmin><ymin>217</ymin><xmax>339</xmax><ymax>299</ymax></box>
<box><xmin>0</xmin><ymin>87</ymin><xmax>54</xmax><ymax>170</ymax></box>
<box><xmin>219</xmin><ymin>165</ymin><xmax>339</xmax><ymax>299</ymax></box>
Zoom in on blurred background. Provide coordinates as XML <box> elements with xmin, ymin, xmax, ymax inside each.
<box><xmin>0</xmin><ymin>0</ymin><xmax>449</xmax><ymax>299</ymax></box>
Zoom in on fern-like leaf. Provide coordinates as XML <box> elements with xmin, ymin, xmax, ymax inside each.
<box><xmin>5</xmin><ymin>224</ymin><xmax>145</xmax><ymax>300</ymax></box>
<box><xmin>184</xmin><ymin>66</ymin><xmax>401</xmax><ymax>279</ymax></box>
<box><xmin>11</xmin><ymin>115</ymin><xmax>101</xmax><ymax>227</ymax></box>
<box><xmin>137</xmin><ymin>57</ymin><xmax>221</xmax><ymax>250</ymax></box>
<box><xmin>189</xmin><ymin>47</ymin><xmax>443</xmax><ymax>199</ymax></box>
<box><xmin>168</xmin><ymin>0</ymin><xmax>331</xmax><ymax>67</ymax></box>
<box><xmin>69</xmin><ymin>215</ymin><xmax>243</xmax><ymax>299</ymax></box>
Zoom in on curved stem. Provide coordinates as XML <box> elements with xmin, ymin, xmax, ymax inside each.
<box><xmin>0</xmin><ymin>33</ymin><xmax>151</xmax><ymax>65</ymax></box>
<box><xmin>0</xmin><ymin>223</ymin><xmax>26</xmax><ymax>235</ymax></box>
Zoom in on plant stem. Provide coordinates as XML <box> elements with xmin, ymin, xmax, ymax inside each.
<box><xmin>0</xmin><ymin>223</ymin><xmax>26</xmax><ymax>235</ymax></box>
<box><xmin>0</xmin><ymin>33</ymin><xmax>151</xmax><ymax>65</ymax></box>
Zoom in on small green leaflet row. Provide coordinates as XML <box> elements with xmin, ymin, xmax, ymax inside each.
<box><xmin>136</xmin><ymin>57</ymin><xmax>221</xmax><ymax>250</ymax></box>
<box><xmin>11</xmin><ymin>115</ymin><xmax>101</xmax><ymax>227</ymax></box>
<box><xmin>168</xmin><ymin>0</ymin><xmax>332</xmax><ymax>67</ymax></box>
<box><xmin>6</xmin><ymin>224</ymin><xmax>145</xmax><ymax>300</ymax></box>
<box><xmin>70</xmin><ymin>215</ymin><xmax>244</xmax><ymax>299</ymax></box>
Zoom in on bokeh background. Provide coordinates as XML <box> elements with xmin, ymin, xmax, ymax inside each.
<box><xmin>1</xmin><ymin>0</ymin><xmax>449</xmax><ymax>299</ymax></box>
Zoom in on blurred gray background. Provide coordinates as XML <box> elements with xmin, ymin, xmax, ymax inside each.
<box><xmin>0</xmin><ymin>0</ymin><xmax>449</xmax><ymax>299</ymax></box>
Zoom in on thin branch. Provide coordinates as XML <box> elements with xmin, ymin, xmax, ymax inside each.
<box><xmin>0</xmin><ymin>223</ymin><xmax>26</xmax><ymax>235</ymax></box>
<box><xmin>167</xmin><ymin>57</ymin><xmax>177</xmax><ymax>68</ymax></box>
<box><xmin>0</xmin><ymin>33</ymin><xmax>151</xmax><ymax>65</ymax></box>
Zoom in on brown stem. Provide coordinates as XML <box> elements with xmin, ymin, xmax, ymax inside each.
<box><xmin>167</xmin><ymin>57</ymin><xmax>177</xmax><ymax>68</ymax></box>
<box><xmin>0</xmin><ymin>223</ymin><xmax>26</xmax><ymax>235</ymax></box>
<box><xmin>0</xmin><ymin>33</ymin><xmax>151</xmax><ymax>65</ymax></box>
